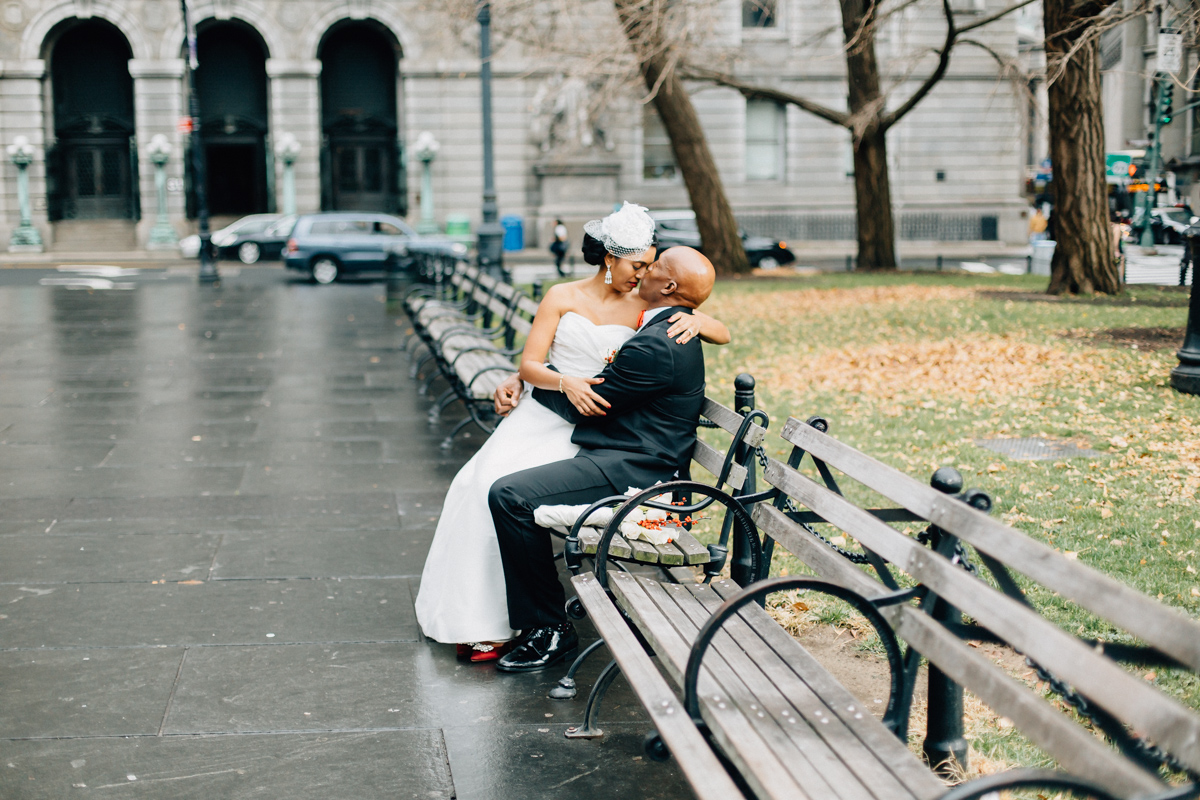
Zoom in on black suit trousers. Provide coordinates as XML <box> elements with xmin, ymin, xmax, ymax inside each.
<box><xmin>488</xmin><ymin>457</ymin><xmax>617</xmax><ymax>630</ymax></box>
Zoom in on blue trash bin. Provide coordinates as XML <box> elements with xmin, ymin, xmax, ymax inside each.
<box><xmin>501</xmin><ymin>215</ymin><xmax>523</xmax><ymax>251</ymax></box>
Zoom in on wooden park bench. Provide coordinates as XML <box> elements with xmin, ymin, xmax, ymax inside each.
<box><xmin>402</xmin><ymin>256</ymin><xmax>539</xmax><ymax>448</ymax></box>
<box><xmin>564</xmin><ymin>391</ymin><xmax>1200</xmax><ymax>800</ymax></box>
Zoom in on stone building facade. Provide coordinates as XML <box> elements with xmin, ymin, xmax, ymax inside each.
<box><xmin>0</xmin><ymin>0</ymin><xmax>1029</xmax><ymax>254</ymax></box>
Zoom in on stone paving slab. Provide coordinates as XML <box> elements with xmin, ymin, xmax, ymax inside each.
<box><xmin>166</xmin><ymin>643</ymin><xmax>442</xmax><ymax>733</ymax></box>
<box><xmin>0</xmin><ymin>533</ymin><xmax>220</xmax><ymax>584</ymax></box>
<box><xmin>0</xmin><ymin>731</ymin><xmax>456</xmax><ymax>799</ymax></box>
<box><xmin>210</xmin><ymin>530</ymin><xmax>426</xmax><ymax>580</ymax></box>
<box><xmin>0</xmin><ymin>647</ymin><xmax>182</xmax><ymax>738</ymax></box>
<box><xmin>0</xmin><ymin>578</ymin><xmax>419</xmax><ymax>648</ymax></box>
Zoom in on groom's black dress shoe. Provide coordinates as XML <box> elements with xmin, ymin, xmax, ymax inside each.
<box><xmin>496</xmin><ymin>623</ymin><xmax>578</xmax><ymax>672</ymax></box>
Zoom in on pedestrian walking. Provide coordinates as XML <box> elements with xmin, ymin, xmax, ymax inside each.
<box><xmin>550</xmin><ymin>218</ymin><xmax>569</xmax><ymax>276</ymax></box>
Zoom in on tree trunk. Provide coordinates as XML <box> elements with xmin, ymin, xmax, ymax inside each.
<box><xmin>853</xmin><ymin>129</ymin><xmax>897</xmax><ymax>270</ymax></box>
<box><xmin>1043</xmin><ymin>0</ymin><xmax>1121</xmax><ymax>295</ymax></box>
<box><xmin>615</xmin><ymin>0</ymin><xmax>750</xmax><ymax>275</ymax></box>
<box><xmin>841</xmin><ymin>0</ymin><xmax>897</xmax><ymax>270</ymax></box>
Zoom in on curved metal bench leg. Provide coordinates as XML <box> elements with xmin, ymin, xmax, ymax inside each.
<box><xmin>411</xmin><ymin>348</ymin><xmax>436</xmax><ymax>380</ymax></box>
<box><xmin>418</xmin><ymin>365</ymin><xmax>443</xmax><ymax>396</ymax></box>
<box><xmin>549</xmin><ymin>638</ymin><xmax>606</xmax><ymax>700</ymax></box>
<box><xmin>440</xmin><ymin>414</ymin><xmax>475</xmax><ymax>450</ymax></box>
<box><xmin>565</xmin><ymin>658</ymin><xmax>620</xmax><ymax>739</ymax></box>
<box><xmin>429</xmin><ymin>388</ymin><xmax>457</xmax><ymax>424</ymax></box>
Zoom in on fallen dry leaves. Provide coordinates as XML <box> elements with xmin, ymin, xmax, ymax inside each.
<box><xmin>746</xmin><ymin>333</ymin><xmax>1076</xmax><ymax>401</ymax></box>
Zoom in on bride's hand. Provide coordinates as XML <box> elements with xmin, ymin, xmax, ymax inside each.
<box><xmin>666</xmin><ymin>312</ymin><xmax>702</xmax><ymax>344</ymax></box>
<box><xmin>561</xmin><ymin>375</ymin><xmax>610</xmax><ymax>417</ymax></box>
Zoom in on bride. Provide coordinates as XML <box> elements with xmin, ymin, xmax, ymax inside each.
<box><xmin>415</xmin><ymin>202</ymin><xmax>730</xmax><ymax>660</ymax></box>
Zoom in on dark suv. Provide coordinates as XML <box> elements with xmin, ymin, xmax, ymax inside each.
<box><xmin>284</xmin><ymin>212</ymin><xmax>467</xmax><ymax>284</ymax></box>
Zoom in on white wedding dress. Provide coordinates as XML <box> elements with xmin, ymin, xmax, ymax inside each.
<box><xmin>415</xmin><ymin>312</ymin><xmax>636</xmax><ymax>643</ymax></box>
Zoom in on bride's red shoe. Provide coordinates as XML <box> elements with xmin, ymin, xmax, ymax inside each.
<box><xmin>455</xmin><ymin>643</ymin><xmax>474</xmax><ymax>661</ymax></box>
<box><xmin>469</xmin><ymin>640</ymin><xmax>516</xmax><ymax>663</ymax></box>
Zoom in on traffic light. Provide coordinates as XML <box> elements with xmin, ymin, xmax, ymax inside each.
<box><xmin>1160</xmin><ymin>82</ymin><xmax>1174</xmax><ymax>125</ymax></box>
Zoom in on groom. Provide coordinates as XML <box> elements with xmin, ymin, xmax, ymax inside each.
<box><xmin>487</xmin><ymin>246</ymin><xmax>716</xmax><ymax>672</ymax></box>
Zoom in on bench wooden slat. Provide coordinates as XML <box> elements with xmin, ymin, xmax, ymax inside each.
<box><xmin>702</xmin><ymin>576</ymin><xmax>946</xmax><ymax>800</ymax></box>
<box><xmin>754</xmin><ymin>502</ymin><xmax>1166</xmax><ymax>797</ymax></box>
<box><xmin>607</xmin><ymin>532</ymin><xmax>633</xmax><ymax>560</ymax></box>
<box><xmin>692</xmin><ymin>439</ymin><xmax>747</xmax><ymax>491</ymax></box>
<box><xmin>608</xmin><ymin>571</ymin><xmax>816</xmax><ymax>800</ymax></box>
<box><xmin>780</xmin><ymin>416</ymin><xmax>1200</xmax><ymax>674</ymax></box>
<box><xmin>763</xmin><ymin>457</ymin><xmax>1200</xmax><ymax>773</ymax></box>
<box><xmin>702</xmin><ymin>397</ymin><xmax>767</xmax><ymax>447</ymax></box>
<box><xmin>658</xmin><ymin>580</ymin><xmax>919</xmax><ymax>800</ymax></box>
<box><xmin>627</xmin><ymin>535</ymin><xmax>661</xmax><ymax>564</ymax></box>
<box><xmin>570</xmin><ymin>573</ymin><xmax>745</xmax><ymax>800</ymax></box>
<box><xmin>654</xmin><ymin>540</ymin><xmax>686</xmax><ymax>566</ymax></box>
<box><xmin>578</xmin><ymin>528</ymin><xmax>600</xmax><ymax>554</ymax></box>
<box><xmin>671</xmin><ymin>529</ymin><xmax>711</xmax><ymax>565</ymax></box>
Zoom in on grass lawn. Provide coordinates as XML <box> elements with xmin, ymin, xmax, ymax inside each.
<box><xmin>690</xmin><ymin>270</ymin><xmax>1199</xmax><ymax>774</ymax></box>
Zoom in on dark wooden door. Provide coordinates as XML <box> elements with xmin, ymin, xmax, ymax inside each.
<box><xmin>331</xmin><ymin>139</ymin><xmax>391</xmax><ymax>211</ymax></box>
<box><xmin>63</xmin><ymin>138</ymin><xmax>130</xmax><ymax>219</ymax></box>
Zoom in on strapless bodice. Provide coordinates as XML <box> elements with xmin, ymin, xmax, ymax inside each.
<box><xmin>546</xmin><ymin>311</ymin><xmax>636</xmax><ymax>376</ymax></box>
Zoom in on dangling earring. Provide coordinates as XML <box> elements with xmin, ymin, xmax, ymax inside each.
<box><xmin>604</xmin><ymin>265</ymin><xmax>612</xmax><ymax>285</ymax></box>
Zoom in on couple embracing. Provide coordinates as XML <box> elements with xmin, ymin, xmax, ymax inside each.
<box><xmin>415</xmin><ymin>203</ymin><xmax>730</xmax><ymax>671</ymax></box>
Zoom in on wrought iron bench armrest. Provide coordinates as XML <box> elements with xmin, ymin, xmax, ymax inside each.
<box><xmin>682</xmin><ymin>576</ymin><xmax>908</xmax><ymax>733</ymax></box>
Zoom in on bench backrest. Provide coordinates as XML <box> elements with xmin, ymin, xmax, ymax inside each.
<box><xmin>756</xmin><ymin>416</ymin><xmax>1200</xmax><ymax>794</ymax></box>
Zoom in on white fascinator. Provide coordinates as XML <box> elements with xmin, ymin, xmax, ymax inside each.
<box><xmin>583</xmin><ymin>202</ymin><xmax>656</xmax><ymax>259</ymax></box>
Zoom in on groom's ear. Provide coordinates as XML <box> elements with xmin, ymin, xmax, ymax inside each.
<box><xmin>660</xmin><ymin>279</ymin><xmax>678</xmax><ymax>296</ymax></box>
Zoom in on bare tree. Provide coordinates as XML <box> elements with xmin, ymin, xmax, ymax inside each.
<box><xmin>614</xmin><ymin>0</ymin><xmax>748</xmax><ymax>274</ymax></box>
<box><xmin>688</xmin><ymin>0</ymin><xmax>1035</xmax><ymax>270</ymax></box>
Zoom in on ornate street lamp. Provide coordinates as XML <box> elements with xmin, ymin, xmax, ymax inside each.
<box><xmin>147</xmin><ymin>134</ymin><xmax>178</xmax><ymax>248</ymax></box>
<box><xmin>476</xmin><ymin>1</ymin><xmax>505</xmax><ymax>280</ymax></box>
<box><xmin>1171</xmin><ymin>223</ymin><xmax>1200</xmax><ymax>394</ymax></box>
<box><xmin>7</xmin><ymin>136</ymin><xmax>43</xmax><ymax>251</ymax></box>
<box><xmin>414</xmin><ymin>130</ymin><xmax>440</xmax><ymax>235</ymax></box>
<box><xmin>275</xmin><ymin>132</ymin><xmax>301</xmax><ymax>216</ymax></box>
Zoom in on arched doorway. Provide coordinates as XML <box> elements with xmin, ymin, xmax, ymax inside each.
<box><xmin>190</xmin><ymin>21</ymin><xmax>270</xmax><ymax>217</ymax></box>
<box><xmin>46</xmin><ymin>19</ymin><xmax>136</xmax><ymax>221</ymax></box>
<box><xmin>319</xmin><ymin>22</ymin><xmax>404</xmax><ymax>214</ymax></box>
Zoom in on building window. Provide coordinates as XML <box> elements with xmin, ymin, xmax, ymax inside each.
<box><xmin>745</xmin><ymin>100</ymin><xmax>784</xmax><ymax>181</ymax></box>
<box><xmin>743</xmin><ymin>0</ymin><xmax>777</xmax><ymax>28</ymax></box>
<box><xmin>643</xmin><ymin>106</ymin><xmax>677</xmax><ymax>181</ymax></box>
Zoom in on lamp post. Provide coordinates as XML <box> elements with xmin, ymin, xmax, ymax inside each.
<box><xmin>7</xmin><ymin>136</ymin><xmax>43</xmax><ymax>252</ymax></box>
<box><xmin>147</xmin><ymin>134</ymin><xmax>178</xmax><ymax>248</ymax></box>
<box><xmin>1171</xmin><ymin>223</ymin><xmax>1200</xmax><ymax>394</ymax></box>
<box><xmin>275</xmin><ymin>132</ymin><xmax>300</xmax><ymax>216</ymax></box>
<box><xmin>476</xmin><ymin>1</ymin><xmax>505</xmax><ymax>281</ymax></box>
<box><xmin>181</xmin><ymin>0</ymin><xmax>218</xmax><ymax>284</ymax></box>
<box><xmin>414</xmin><ymin>131</ymin><xmax>440</xmax><ymax>235</ymax></box>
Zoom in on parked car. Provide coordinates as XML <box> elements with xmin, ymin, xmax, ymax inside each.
<box><xmin>180</xmin><ymin>214</ymin><xmax>296</xmax><ymax>263</ymax></box>
<box><xmin>650</xmin><ymin>210</ymin><xmax>796</xmax><ymax>269</ymax></box>
<box><xmin>1131</xmin><ymin>206</ymin><xmax>1198</xmax><ymax>245</ymax></box>
<box><xmin>1150</xmin><ymin>206</ymin><xmax>1198</xmax><ymax>245</ymax></box>
<box><xmin>283</xmin><ymin>212</ymin><xmax>467</xmax><ymax>284</ymax></box>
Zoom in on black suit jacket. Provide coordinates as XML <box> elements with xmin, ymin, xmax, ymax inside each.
<box><xmin>533</xmin><ymin>307</ymin><xmax>705</xmax><ymax>492</ymax></box>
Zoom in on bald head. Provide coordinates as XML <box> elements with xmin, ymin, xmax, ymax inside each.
<box><xmin>637</xmin><ymin>247</ymin><xmax>716</xmax><ymax>309</ymax></box>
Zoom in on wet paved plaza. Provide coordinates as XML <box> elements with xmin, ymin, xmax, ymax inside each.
<box><xmin>0</xmin><ymin>268</ymin><xmax>694</xmax><ymax>799</ymax></box>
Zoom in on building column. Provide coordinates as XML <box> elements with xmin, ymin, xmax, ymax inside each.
<box><xmin>0</xmin><ymin>60</ymin><xmax>48</xmax><ymax>250</ymax></box>
<box><xmin>128</xmin><ymin>59</ymin><xmax>186</xmax><ymax>248</ymax></box>
<box><xmin>266</xmin><ymin>59</ymin><xmax>321</xmax><ymax>215</ymax></box>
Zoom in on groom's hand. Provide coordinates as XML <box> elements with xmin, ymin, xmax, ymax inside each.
<box><xmin>493</xmin><ymin>373</ymin><xmax>524</xmax><ymax>415</ymax></box>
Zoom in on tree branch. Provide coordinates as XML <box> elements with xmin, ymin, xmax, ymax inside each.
<box><xmin>880</xmin><ymin>0</ymin><xmax>1037</xmax><ymax>130</ymax></box>
<box><xmin>881</xmin><ymin>0</ymin><xmax>956</xmax><ymax>130</ymax></box>
<box><xmin>956</xmin><ymin>0</ymin><xmax>1038</xmax><ymax>35</ymax></box>
<box><xmin>682</xmin><ymin>65</ymin><xmax>851</xmax><ymax>127</ymax></box>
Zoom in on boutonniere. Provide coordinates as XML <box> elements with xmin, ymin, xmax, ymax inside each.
<box><xmin>602</xmin><ymin>348</ymin><xmax>619</xmax><ymax>365</ymax></box>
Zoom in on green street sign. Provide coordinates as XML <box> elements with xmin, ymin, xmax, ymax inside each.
<box><xmin>1106</xmin><ymin>154</ymin><xmax>1132</xmax><ymax>179</ymax></box>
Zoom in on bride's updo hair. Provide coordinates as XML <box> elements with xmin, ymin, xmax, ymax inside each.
<box><xmin>581</xmin><ymin>232</ymin><xmax>608</xmax><ymax>266</ymax></box>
